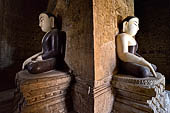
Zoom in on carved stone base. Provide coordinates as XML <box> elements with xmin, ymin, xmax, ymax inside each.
<box><xmin>112</xmin><ymin>73</ymin><xmax>169</xmax><ymax>113</ymax></box>
<box><xmin>72</xmin><ymin>81</ymin><xmax>94</xmax><ymax>113</ymax></box>
<box><xmin>72</xmin><ymin>76</ymin><xmax>114</xmax><ymax>113</ymax></box>
<box><xmin>94</xmin><ymin>76</ymin><xmax>114</xmax><ymax>113</ymax></box>
<box><xmin>16</xmin><ymin>70</ymin><xmax>71</xmax><ymax>113</ymax></box>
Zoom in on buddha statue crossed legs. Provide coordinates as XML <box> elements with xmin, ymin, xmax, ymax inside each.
<box><xmin>22</xmin><ymin>12</ymin><xmax>66</xmax><ymax>74</ymax></box>
<box><xmin>117</xmin><ymin>16</ymin><xmax>157</xmax><ymax>78</ymax></box>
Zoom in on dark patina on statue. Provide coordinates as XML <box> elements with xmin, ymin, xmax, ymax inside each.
<box><xmin>22</xmin><ymin>12</ymin><xmax>66</xmax><ymax>74</ymax></box>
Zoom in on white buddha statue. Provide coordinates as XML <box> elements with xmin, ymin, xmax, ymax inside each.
<box><xmin>117</xmin><ymin>16</ymin><xmax>157</xmax><ymax>78</ymax></box>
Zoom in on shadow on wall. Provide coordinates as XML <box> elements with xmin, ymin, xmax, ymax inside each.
<box><xmin>0</xmin><ymin>0</ymin><xmax>49</xmax><ymax>91</ymax></box>
<box><xmin>0</xmin><ymin>40</ymin><xmax>14</xmax><ymax>69</ymax></box>
<box><xmin>134</xmin><ymin>0</ymin><xmax>170</xmax><ymax>82</ymax></box>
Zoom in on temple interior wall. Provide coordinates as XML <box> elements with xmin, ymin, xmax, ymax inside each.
<box><xmin>93</xmin><ymin>0</ymin><xmax>134</xmax><ymax>81</ymax></box>
<box><xmin>47</xmin><ymin>0</ymin><xmax>95</xmax><ymax>83</ymax></box>
<box><xmin>0</xmin><ymin>0</ymin><xmax>48</xmax><ymax>91</ymax></box>
<box><xmin>135</xmin><ymin>0</ymin><xmax>170</xmax><ymax>82</ymax></box>
<box><xmin>0</xmin><ymin>0</ymin><xmax>169</xmax><ymax>91</ymax></box>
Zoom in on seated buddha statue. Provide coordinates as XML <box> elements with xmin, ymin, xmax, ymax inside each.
<box><xmin>116</xmin><ymin>16</ymin><xmax>157</xmax><ymax>78</ymax></box>
<box><xmin>22</xmin><ymin>12</ymin><xmax>66</xmax><ymax>74</ymax></box>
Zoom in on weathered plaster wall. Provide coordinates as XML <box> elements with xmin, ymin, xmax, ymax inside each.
<box><xmin>93</xmin><ymin>0</ymin><xmax>134</xmax><ymax>81</ymax></box>
<box><xmin>48</xmin><ymin>0</ymin><xmax>94</xmax><ymax>82</ymax></box>
<box><xmin>0</xmin><ymin>0</ymin><xmax>48</xmax><ymax>91</ymax></box>
<box><xmin>135</xmin><ymin>0</ymin><xmax>170</xmax><ymax>81</ymax></box>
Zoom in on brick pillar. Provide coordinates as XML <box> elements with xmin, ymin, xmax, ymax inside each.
<box><xmin>47</xmin><ymin>0</ymin><xmax>134</xmax><ymax>112</ymax></box>
<box><xmin>92</xmin><ymin>0</ymin><xmax>134</xmax><ymax>112</ymax></box>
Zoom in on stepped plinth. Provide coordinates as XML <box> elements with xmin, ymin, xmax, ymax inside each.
<box><xmin>15</xmin><ymin>70</ymin><xmax>71</xmax><ymax>113</ymax></box>
<box><xmin>112</xmin><ymin>73</ymin><xmax>170</xmax><ymax>113</ymax></box>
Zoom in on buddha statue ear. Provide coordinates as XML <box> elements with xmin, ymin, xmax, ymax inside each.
<box><xmin>50</xmin><ymin>17</ymin><xmax>55</xmax><ymax>28</ymax></box>
<box><xmin>123</xmin><ymin>21</ymin><xmax>128</xmax><ymax>32</ymax></box>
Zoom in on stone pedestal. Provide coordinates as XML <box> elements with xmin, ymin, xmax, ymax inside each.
<box><xmin>112</xmin><ymin>73</ymin><xmax>169</xmax><ymax>113</ymax></box>
<box><xmin>15</xmin><ymin>70</ymin><xmax>71</xmax><ymax>113</ymax></box>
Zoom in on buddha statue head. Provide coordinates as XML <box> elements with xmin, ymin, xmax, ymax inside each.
<box><xmin>39</xmin><ymin>12</ymin><xmax>56</xmax><ymax>32</ymax></box>
<box><xmin>119</xmin><ymin>16</ymin><xmax>139</xmax><ymax>36</ymax></box>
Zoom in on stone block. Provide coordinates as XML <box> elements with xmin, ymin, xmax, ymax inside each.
<box><xmin>16</xmin><ymin>70</ymin><xmax>71</xmax><ymax>113</ymax></box>
<box><xmin>72</xmin><ymin>79</ymin><xmax>94</xmax><ymax>113</ymax></box>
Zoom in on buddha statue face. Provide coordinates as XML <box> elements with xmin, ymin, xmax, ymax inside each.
<box><xmin>123</xmin><ymin>17</ymin><xmax>139</xmax><ymax>36</ymax></box>
<box><xmin>39</xmin><ymin>13</ymin><xmax>54</xmax><ymax>32</ymax></box>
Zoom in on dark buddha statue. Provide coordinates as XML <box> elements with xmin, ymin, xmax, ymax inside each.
<box><xmin>22</xmin><ymin>12</ymin><xmax>66</xmax><ymax>74</ymax></box>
